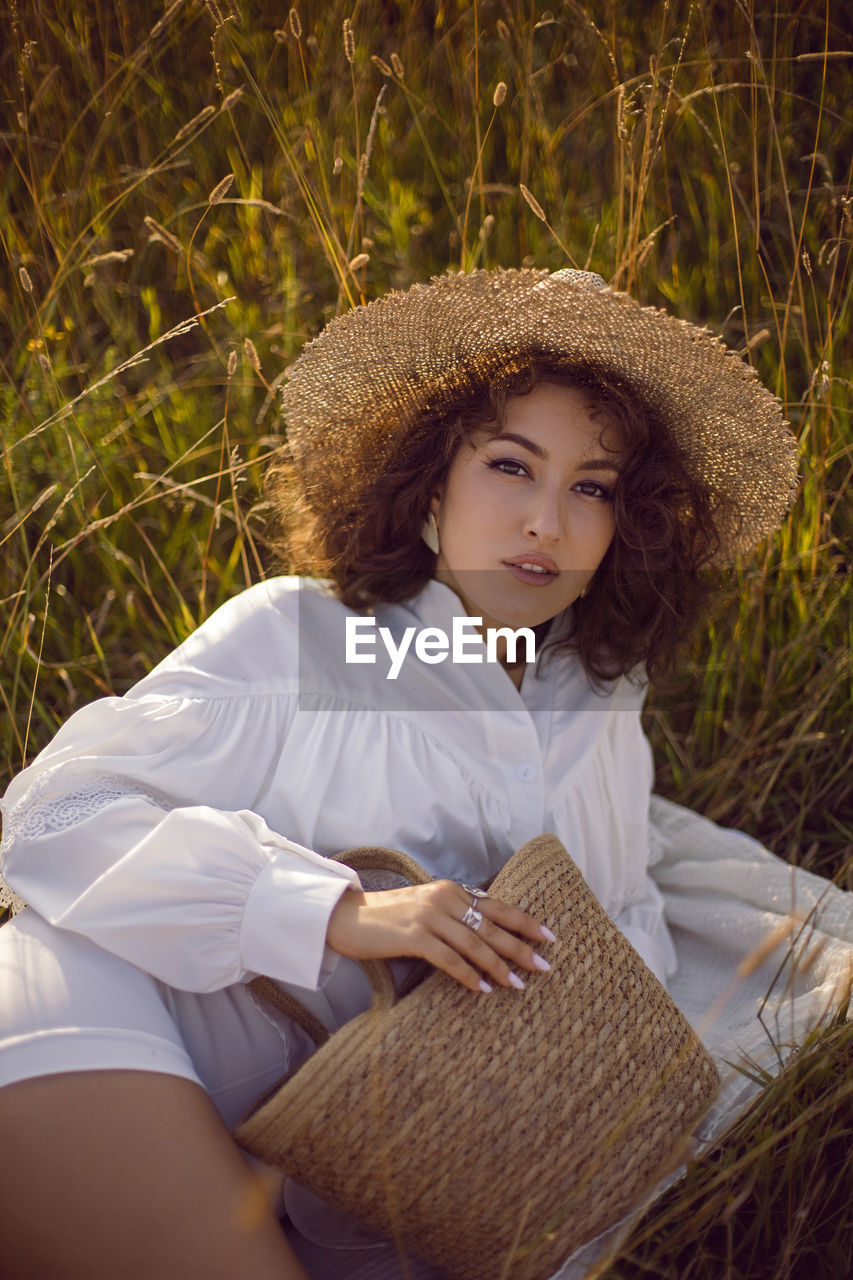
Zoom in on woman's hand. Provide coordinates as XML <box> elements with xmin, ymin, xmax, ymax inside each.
<box><xmin>326</xmin><ymin>880</ymin><xmax>556</xmax><ymax>994</ymax></box>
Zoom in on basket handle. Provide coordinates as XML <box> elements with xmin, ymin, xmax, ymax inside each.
<box><xmin>248</xmin><ymin>844</ymin><xmax>434</xmax><ymax>1045</ymax></box>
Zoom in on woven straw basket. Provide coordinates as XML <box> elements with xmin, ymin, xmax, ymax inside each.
<box><xmin>234</xmin><ymin>834</ymin><xmax>719</xmax><ymax>1280</ymax></box>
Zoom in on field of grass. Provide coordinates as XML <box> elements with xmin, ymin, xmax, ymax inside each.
<box><xmin>1</xmin><ymin>0</ymin><xmax>851</xmax><ymax>1274</ymax></box>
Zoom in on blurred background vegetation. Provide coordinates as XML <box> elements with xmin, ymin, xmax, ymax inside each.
<box><xmin>3</xmin><ymin>0</ymin><xmax>850</xmax><ymax>846</ymax></box>
<box><xmin>1</xmin><ymin>1</ymin><xmax>851</xmax><ymax>1272</ymax></box>
<box><xmin>3</xmin><ymin>0</ymin><xmax>845</xmax><ymax>880</ymax></box>
<box><xmin>3</xmin><ymin>0</ymin><xmax>849</xmax><ymax>875</ymax></box>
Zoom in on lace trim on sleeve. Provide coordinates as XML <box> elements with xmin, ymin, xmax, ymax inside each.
<box><xmin>0</xmin><ymin>760</ymin><xmax>174</xmax><ymax>851</ymax></box>
<box><xmin>0</xmin><ymin>873</ymin><xmax>26</xmax><ymax>916</ymax></box>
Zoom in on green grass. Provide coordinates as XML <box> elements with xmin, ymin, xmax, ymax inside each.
<box><xmin>597</xmin><ymin>1006</ymin><xmax>853</xmax><ymax>1279</ymax></box>
<box><xmin>1</xmin><ymin>1</ymin><xmax>851</xmax><ymax>1274</ymax></box>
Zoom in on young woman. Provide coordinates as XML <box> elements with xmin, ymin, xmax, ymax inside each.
<box><xmin>1</xmin><ymin>269</ymin><xmax>850</xmax><ymax>1280</ymax></box>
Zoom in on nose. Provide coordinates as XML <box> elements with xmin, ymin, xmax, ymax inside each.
<box><xmin>523</xmin><ymin>486</ymin><xmax>565</xmax><ymax>544</ymax></box>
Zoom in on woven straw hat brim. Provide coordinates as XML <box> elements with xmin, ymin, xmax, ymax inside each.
<box><xmin>235</xmin><ymin>834</ymin><xmax>719</xmax><ymax>1280</ymax></box>
<box><xmin>281</xmin><ymin>269</ymin><xmax>799</xmax><ymax>565</ymax></box>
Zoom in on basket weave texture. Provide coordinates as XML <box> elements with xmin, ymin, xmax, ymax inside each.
<box><xmin>234</xmin><ymin>834</ymin><xmax>719</xmax><ymax>1280</ymax></box>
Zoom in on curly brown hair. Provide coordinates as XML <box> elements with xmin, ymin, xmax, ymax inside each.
<box><xmin>268</xmin><ymin>362</ymin><xmax>726</xmax><ymax>684</ymax></box>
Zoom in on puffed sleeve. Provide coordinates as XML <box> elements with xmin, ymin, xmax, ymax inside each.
<box><xmin>0</xmin><ymin>582</ymin><xmax>360</xmax><ymax>993</ymax></box>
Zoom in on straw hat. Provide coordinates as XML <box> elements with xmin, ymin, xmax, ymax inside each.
<box><xmin>281</xmin><ymin>268</ymin><xmax>799</xmax><ymax>564</ymax></box>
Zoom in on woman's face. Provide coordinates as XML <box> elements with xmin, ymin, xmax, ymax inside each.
<box><xmin>430</xmin><ymin>381</ymin><xmax>622</xmax><ymax>632</ymax></box>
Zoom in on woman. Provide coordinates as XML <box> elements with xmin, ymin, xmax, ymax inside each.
<box><xmin>0</xmin><ymin>269</ymin><xmax>850</xmax><ymax>1280</ymax></box>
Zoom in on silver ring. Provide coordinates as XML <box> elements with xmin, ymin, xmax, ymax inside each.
<box><xmin>461</xmin><ymin>905</ymin><xmax>484</xmax><ymax>932</ymax></box>
<box><xmin>462</xmin><ymin>884</ymin><xmax>489</xmax><ymax>900</ymax></box>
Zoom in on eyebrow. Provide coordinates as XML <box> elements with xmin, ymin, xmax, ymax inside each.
<box><xmin>493</xmin><ymin>432</ymin><xmax>623</xmax><ymax>472</ymax></box>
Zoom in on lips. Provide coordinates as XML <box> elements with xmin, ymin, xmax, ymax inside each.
<box><xmin>503</xmin><ymin>555</ymin><xmax>559</xmax><ymax>586</ymax></box>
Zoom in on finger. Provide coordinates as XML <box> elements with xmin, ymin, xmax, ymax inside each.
<box><xmin>440</xmin><ymin>915</ymin><xmax>551</xmax><ymax>990</ymax></box>
<box><xmin>477</xmin><ymin>895</ymin><xmax>557</xmax><ymax>945</ymax></box>
<box><xmin>452</xmin><ymin>887</ymin><xmax>556</xmax><ymax>961</ymax></box>
<box><xmin>421</xmin><ymin>936</ymin><xmax>495</xmax><ymax>995</ymax></box>
<box><xmin>439</xmin><ymin>879</ymin><xmax>551</xmax><ymax>942</ymax></box>
<box><xmin>445</xmin><ymin>885</ymin><xmax>555</xmax><ymax>982</ymax></box>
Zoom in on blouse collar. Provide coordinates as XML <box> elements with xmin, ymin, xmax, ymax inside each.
<box><xmin>401</xmin><ymin>576</ymin><xmax>570</xmax><ymax>710</ymax></box>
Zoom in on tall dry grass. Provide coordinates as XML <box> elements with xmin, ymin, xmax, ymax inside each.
<box><xmin>1</xmin><ymin>1</ymin><xmax>851</xmax><ymax>1273</ymax></box>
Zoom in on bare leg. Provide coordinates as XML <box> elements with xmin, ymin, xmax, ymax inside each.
<box><xmin>0</xmin><ymin>1070</ymin><xmax>309</xmax><ymax>1280</ymax></box>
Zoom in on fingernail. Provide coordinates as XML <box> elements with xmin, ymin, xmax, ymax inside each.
<box><xmin>540</xmin><ymin>925</ymin><xmax>557</xmax><ymax>943</ymax></box>
<box><xmin>532</xmin><ymin>954</ymin><xmax>551</xmax><ymax>972</ymax></box>
<box><xmin>507</xmin><ymin>971</ymin><xmax>526</xmax><ymax>990</ymax></box>
<box><xmin>479</xmin><ymin>979</ymin><xmax>493</xmax><ymax>994</ymax></box>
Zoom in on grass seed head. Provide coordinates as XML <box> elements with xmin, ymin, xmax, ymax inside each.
<box><xmin>84</xmin><ymin>250</ymin><xmax>134</xmax><ymax>266</ymax></box>
<box><xmin>493</xmin><ymin>81</ymin><xmax>507</xmax><ymax>107</ymax></box>
<box><xmin>841</xmin><ymin>195</ymin><xmax>853</xmax><ymax>235</ymax></box>
<box><xmin>19</xmin><ymin>266</ymin><xmax>33</xmax><ymax>294</ymax></box>
<box><xmin>243</xmin><ymin>337</ymin><xmax>261</xmax><ymax>373</ymax></box>
<box><xmin>143</xmin><ymin>216</ymin><xmax>181</xmax><ymax>253</ymax></box>
<box><xmin>209</xmin><ymin>173</ymin><xmax>235</xmax><ymax>205</ymax></box>
<box><xmin>227</xmin><ymin>350</ymin><xmax>238</xmax><ymax>376</ymax></box>
<box><xmin>348</xmin><ymin>252</ymin><xmax>370</xmax><ymax>271</ymax></box>
<box><xmin>343</xmin><ymin>17</ymin><xmax>355</xmax><ymax>63</ymax></box>
<box><xmin>174</xmin><ymin>104</ymin><xmax>216</xmax><ymax>143</ymax></box>
<box><xmin>201</xmin><ymin>3</ymin><xmax>241</xmax><ymax>32</ymax></box>
<box><xmin>520</xmin><ymin>183</ymin><xmax>547</xmax><ymax>221</ymax></box>
<box><xmin>288</xmin><ymin>8</ymin><xmax>302</xmax><ymax>39</ymax></box>
<box><xmin>371</xmin><ymin>55</ymin><xmax>392</xmax><ymax>77</ymax></box>
<box><xmin>391</xmin><ymin>52</ymin><xmax>404</xmax><ymax>78</ymax></box>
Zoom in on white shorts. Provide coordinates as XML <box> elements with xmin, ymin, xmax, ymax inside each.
<box><xmin>0</xmin><ymin>907</ymin><xmax>308</xmax><ymax>1130</ymax></box>
<box><xmin>0</xmin><ymin>907</ymin><xmax>453</xmax><ymax>1279</ymax></box>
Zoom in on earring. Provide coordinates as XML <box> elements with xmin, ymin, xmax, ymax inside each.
<box><xmin>421</xmin><ymin>511</ymin><xmax>440</xmax><ymax>555</ymax></box>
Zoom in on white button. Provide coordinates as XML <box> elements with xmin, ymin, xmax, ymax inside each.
<box><xmin>516</xmin><ymin>763</ymin><xmax>537</xmax><ymax>782</ymax></box>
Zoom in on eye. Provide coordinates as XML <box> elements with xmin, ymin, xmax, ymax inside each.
<box><xmin>487</xmin><ymin>456</ymin><xmax>531</xmax><ymax>478</ymax></box>
<box><xmin>573</xmin><ymin>479</ymin><xmax>613</xmax><ymax>500</ymax></box>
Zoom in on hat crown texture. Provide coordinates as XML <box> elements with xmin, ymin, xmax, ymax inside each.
<box><xmin>281</xmin><ymin>268</ymin><xmax>799</xmax><ymax>564</ymax></box>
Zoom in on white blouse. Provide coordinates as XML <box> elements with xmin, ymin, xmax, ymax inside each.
<box><xmin>0</xmin><ymin>576</ymin><xmax>677</xmax><ymax>1002</ymax></box>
